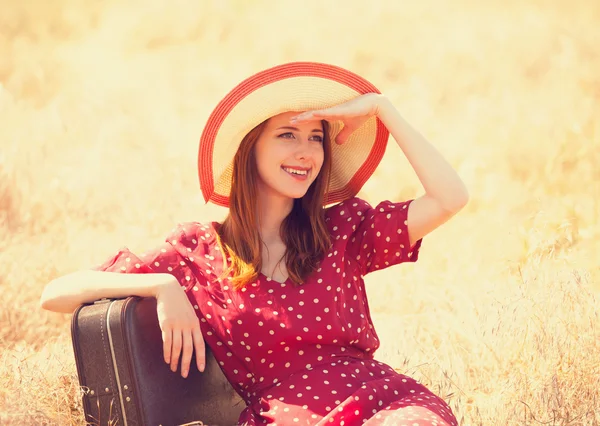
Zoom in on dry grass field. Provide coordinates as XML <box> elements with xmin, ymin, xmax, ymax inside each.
<box><xmin>1</xmin><ymin>0</ymin><xmax>599</xmax><ymax>424</ymax></box>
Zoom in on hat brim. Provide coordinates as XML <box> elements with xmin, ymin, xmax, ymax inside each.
<box><xmin>198</xmin><ymin>62</ymin><xmax>389</xmax><ymax>207</ymax></box>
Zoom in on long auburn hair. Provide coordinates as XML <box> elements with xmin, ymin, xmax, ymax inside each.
<box><xmin>215</xmin><ymin>117</ymin><xmax>333</xmax><ymax>289</ymax></box>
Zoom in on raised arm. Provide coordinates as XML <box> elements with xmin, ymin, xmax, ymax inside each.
<box><xmin>291</xmin><ymin>93</ymin><xmax>469</xmax><ymax>246</ymax></box>
<box><xmin>376</xmin><ymin>96</ymin><xmax>469</xmax><ymax>246</ymax></box>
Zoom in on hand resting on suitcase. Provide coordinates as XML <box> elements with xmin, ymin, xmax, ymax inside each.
<box><xmin>155</xmin><ymin>278</ymin><xmax>206</xmax><ymax>378</ymax></box>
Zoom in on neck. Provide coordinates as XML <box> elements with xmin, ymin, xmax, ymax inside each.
<box><xmin>257</xmin><ymin>192</ymin><xmax>294</xmax><ymax>244</ymax></box>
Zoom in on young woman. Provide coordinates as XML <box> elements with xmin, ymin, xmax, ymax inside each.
<box><xmin>41</xmin><ymin>62</ymin><xmax>468</xmax><ymax>425</ymax></box>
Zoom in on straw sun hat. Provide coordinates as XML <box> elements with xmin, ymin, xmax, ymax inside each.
<box><xmin>198</xmin><ymin>61</ymin><xmax>390</xmax><ymax>207</ymax></box>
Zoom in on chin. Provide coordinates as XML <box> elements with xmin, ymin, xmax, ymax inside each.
<box><xmin>283</xmin><ymin>190</ymin><xmax>309</xmax><ymax>199</ymax></box>
<box><xmin>260</xmin><ymin>178</ymin><xmax>314</xmax><ymax>201</ymax></box>
<box><xmin>274</xmin><ymin>185</ymin><xmax>311</xmax><ymax>200</ymax></box>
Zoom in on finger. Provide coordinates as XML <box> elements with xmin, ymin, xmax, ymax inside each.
<box><xmin>192</xmin><ymin>326</ymin><xmax>206</xmax><ymax>372</ymax></box>
<box><xmin>290</xmin><ymin>112</ymin><xmax>317</xmax><ymax>123</ymax></box>
<box><xmin>170</xmin><ymin>329</ymin><xmax>182</xmax><ymax>372</ymax></box>
<box><xmin>335</xmin><ymin>125</ymin><xmax>356</xmax><ymax>145</ymax></box>
<box><xmin>180</xmin><ymin>330</ymin><xmax>194</xmax><ymax>378</ymax></box>
<box><xmin>314</xmin><ymin>102</ymin><xmax>363</xmax><ymax>118</ymax></box>
<box><xmin>291</xmin><ymin>107</ymin><xmax>345</xmax><ymax>122</ymax></box>
<box><xmin>293</xmin><ymin>110</ymin><xmax>341</xmax><ymax>122</ymax></box>
<box><xmin>162</xmin><ymin>328</ymin><xmax>172</xmax><ymax>364</ymax></box>
<box><xmin>311</xmin><ymin>109</ymin><xmax>348</xmax><ymax>119</ymax></box>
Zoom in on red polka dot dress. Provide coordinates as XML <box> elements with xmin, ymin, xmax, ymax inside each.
<box><xmin>95</xmin><ymin>197</ymin><xmax>458</xmax><ymax>425</ymax></box>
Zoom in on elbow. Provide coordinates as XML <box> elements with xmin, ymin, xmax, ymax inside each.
<box><xmin>39</xmin><ymin>285</ymin><xmax>52</xmax><ymax>311</ymax></box>
<box><xmin>441</xmin><ymin>187</ymin><xmax>469</xmax><ymax>214</ymax></box>
<box><xmin>39</xmin><ymin>286</ymin><xmax>59</xmax><ymax>312</ymax></box>
<box><xmin>39</xmin><ymin>297</ymin><xmax>49</xmax><ymax>311</ymax></box>
<box><xmin>39</xmin><ymin>281</ymin><xmax>77</xmax><ymax>314</ymax></box>
<box><xmin>39</xmin><ymin>295</ymin><xmax>58</xmax><ymax>312</ymax></box>
<box><xmin>453</xmin><ymin>181</ymin><xmax>470</xmax><ymax>210</ymax></box>
<box><xmin>455</xmin><ymin>188</ymin><xmax>470</xmax><ymax>210</ymax></box>
<box><xmin>40</xmin><ymin>296</ymin><xmax>77</xmax><ymax>314</ymax></box>
<box><xmin>39</xmin><ymin>300</ymin><xmax>58</xmax><ymax>312</ymax></box>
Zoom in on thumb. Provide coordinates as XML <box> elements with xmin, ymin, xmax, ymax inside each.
<box><xmin>335</xmin><ymin>125</ymin><xmax>355</xmax><ymax>145</ymax></box>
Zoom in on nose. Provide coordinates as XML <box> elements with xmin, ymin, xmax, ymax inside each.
<box><xmin>294</xmin><ymin>138</ymin><xmax>317</xmax><ymax>161</ymax></box>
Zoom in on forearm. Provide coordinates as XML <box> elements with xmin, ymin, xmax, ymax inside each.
<box><xmin>377</xmin><ymin>96</ymin><xmax>469</xmax><ymax>211</ymax></box>
<box><xmin>40</xmin><ymin>270</ymin><xmax>178</xmax><ymax>314</ymax></box>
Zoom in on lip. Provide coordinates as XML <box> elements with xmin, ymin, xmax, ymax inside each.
<box><xmin>281</xmin><ymin>165</ymin><xmax>311</xmax><ymax>171</ymax></box>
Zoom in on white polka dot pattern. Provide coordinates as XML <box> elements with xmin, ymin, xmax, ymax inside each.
<box><xmin>343</xmin><ymin>198</ymin><xmax>422</xmax><ymax>276</ymax></box>
<box><xmin>93</xmin><ymin>197</ymin><xmax>456</xmax><ymax>425</ymax></box>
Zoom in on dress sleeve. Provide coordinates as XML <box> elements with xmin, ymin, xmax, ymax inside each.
<box><xmin>92</xmin><ymin>222</ymin><xmax>210</xmax><ymax>294</ymax></box>
<box><xmin>342</xmin><ymin>197</ymin><xmax>422</xmax><ymax>276</ymax></box>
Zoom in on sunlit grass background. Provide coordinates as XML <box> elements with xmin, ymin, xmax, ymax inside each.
<box><xmin>1</xmin><ymin>0</ymin><xmax>599</xmax><ymax>424</ymax></box>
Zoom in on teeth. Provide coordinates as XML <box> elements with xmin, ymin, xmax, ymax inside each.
<box><xmin>283</xmin><ymin>167</ymin><xmax>308</xmax><ymax>176</ymax></box>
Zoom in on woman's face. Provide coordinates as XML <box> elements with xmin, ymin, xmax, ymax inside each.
<box><xmin>254</xmin><ymin>111</ymin><xmax>325</xmax><ymax>201</ymax></box>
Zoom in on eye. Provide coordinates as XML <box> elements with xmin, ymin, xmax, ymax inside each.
<box><xmin>310</xmin><ymin>135</ymin><xmax>324</xmax><ymax>143</ymax></box>
<box><xmin>278</xmin><ymin>132</ymin><xmax>295</xmax><ymax>139</ymax></box>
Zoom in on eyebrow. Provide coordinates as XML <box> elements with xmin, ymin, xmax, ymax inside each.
<box><xmin>275</xmin><ymin>126</ymin><xmax>324</xmax><ymax>133</ymax></box>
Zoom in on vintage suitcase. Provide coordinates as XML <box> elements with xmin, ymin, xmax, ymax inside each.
<box><xmin>71</xmin><ymin>296</ymin><xmax>245</xmax><ymax>426</ymax></box>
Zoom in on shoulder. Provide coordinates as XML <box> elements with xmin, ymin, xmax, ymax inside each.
<box><xmin>324</xmin><ymin>197</ymin><xmax>413</xmax><ymax>237</ymax></box>
<box><xmin>324</xmin><ymin>197</ymin><xmax>372</xmax><ymax>239</ymax></box>
<box><xmin>166</xmin><ymin>221</ymin><xmax>220</xmax><ymax>254</ymax></box>
<box><xmin>326</xmin><ymin>197</ymin><xmax>412</xmax><ymax>219</ymax></box>
<box><xmin>325</xmin><ymin>197</ymin><xmax>372</xmax><ymax>221</ymax></box>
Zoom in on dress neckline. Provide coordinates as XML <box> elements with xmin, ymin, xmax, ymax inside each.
<box><xmin>211</xmin><ymin>221</ymin><xmax>293</xmax><ymax>286</ymax></box>
<box><xmin>258</xmin><ymin>271</ymin><xmax>292</xmax><ymax>286</ymax></box>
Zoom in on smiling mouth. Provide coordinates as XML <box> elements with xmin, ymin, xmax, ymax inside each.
<box><xmin>282</xmin><ymin>167</ymin><xmax>309</xmax><ymax>175</ymax></box>
<box><xmin>281</xmin><ymin>166</ymin><xmax>311</xmax><ymax>180</ymax></box>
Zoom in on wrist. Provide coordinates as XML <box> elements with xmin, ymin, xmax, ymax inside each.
<box><xmin>153</xmin><ymin>274</ymin><xmax>181</xmax><ymax>298</ymax></box>
<box><xmin>373</xmin><ymin>94</ymin><xmax>393</xmax><ymax>118</ymax></box>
